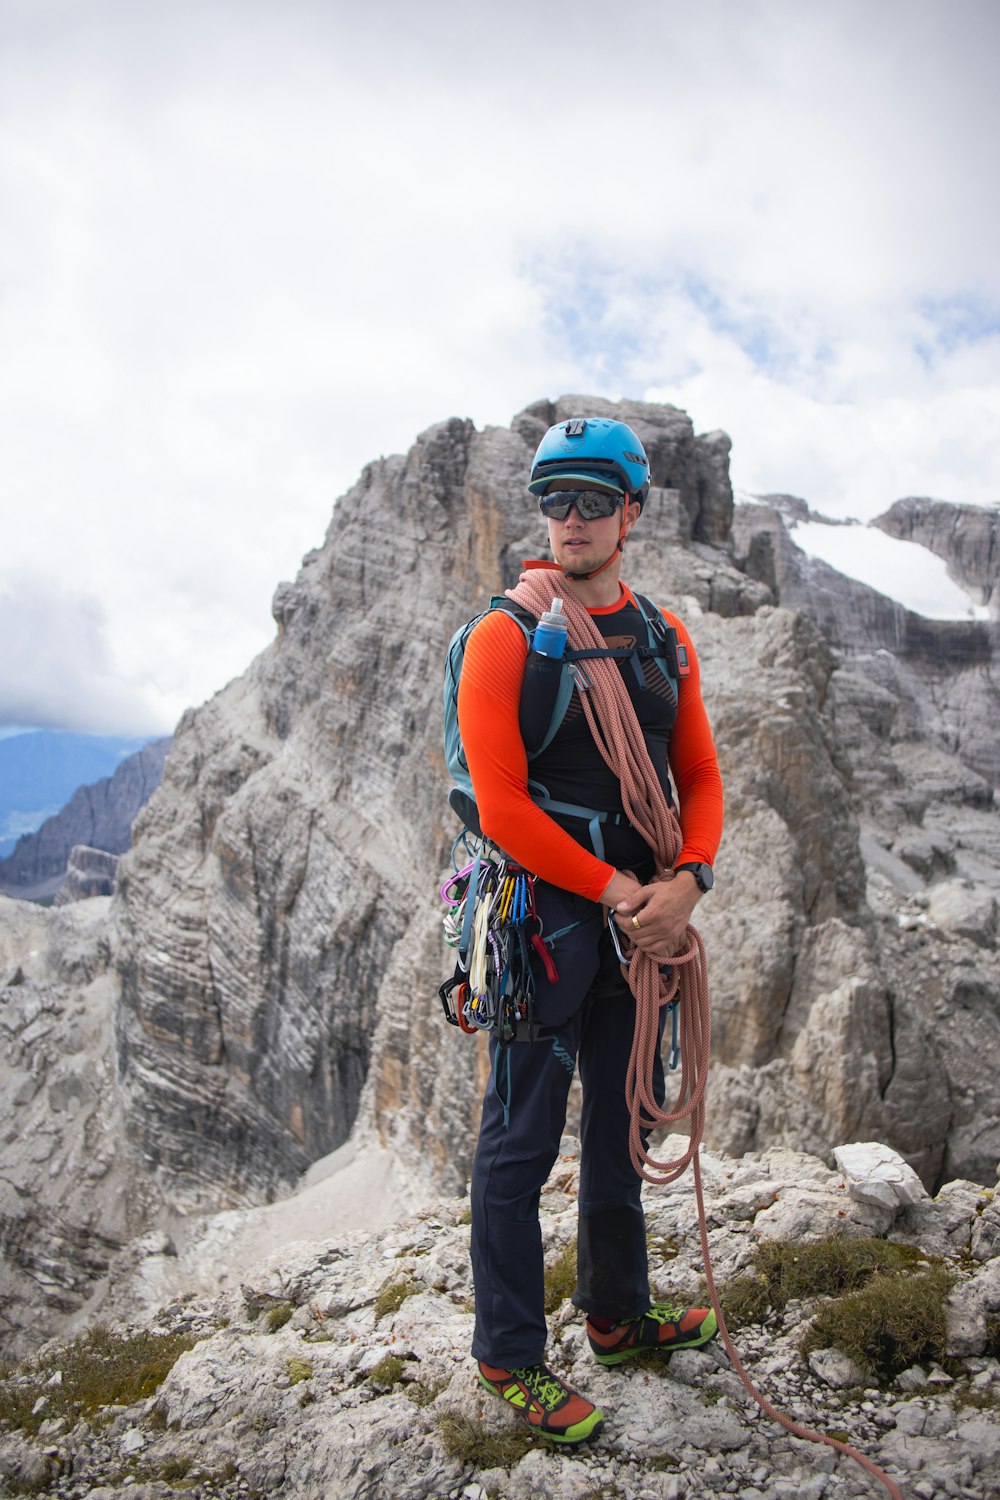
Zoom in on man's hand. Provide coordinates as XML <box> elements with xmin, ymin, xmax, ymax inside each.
<box><xmin>599</xmin><ymin>870</ymin><xmax>642</xmax><ymax>910</ymax></box>
<box><xmin>612</xmin><ymin>871</ymin><xmax>701</xmax><ymax>957</ymax></box>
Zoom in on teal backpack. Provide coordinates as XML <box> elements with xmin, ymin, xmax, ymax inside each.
<box><xmin>443</xmin><ymin>594</ymin><xmax>686</xmax><ymax>855</ymax></box>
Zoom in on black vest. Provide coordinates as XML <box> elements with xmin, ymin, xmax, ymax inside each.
<box><xmin>524</xmin><ymin>596</ymin><xmax>678</xmax><ymax>870</ymax></box>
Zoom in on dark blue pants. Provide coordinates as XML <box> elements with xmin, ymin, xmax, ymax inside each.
<box><xmin>469</xmin><ymin>892</ymin><xmax>667</xmax><ymax>1369</ymax></box>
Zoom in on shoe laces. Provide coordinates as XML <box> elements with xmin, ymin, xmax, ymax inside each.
<box><xmin>511</xmin><ymin>1364</ymin><xmax>568</xmax><ymax>1410</ymax></box>
<box><xmin>641</xmin><ymin>1302</ymin><xmax>684</xmax><ymax>1326</ymax></box>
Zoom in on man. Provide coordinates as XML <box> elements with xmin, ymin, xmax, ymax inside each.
<box><xmin>457</xmin><ymin>415</ymin><xmax>724</xmax><ymax>1444</ymax></box>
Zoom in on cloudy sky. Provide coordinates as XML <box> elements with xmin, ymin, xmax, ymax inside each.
<box><xmin>2</xmin><ymin>0</ymin><xmax>998</xmax><ymax>737</ymax></box>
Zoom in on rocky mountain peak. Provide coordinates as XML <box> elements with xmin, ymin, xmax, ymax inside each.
<box><xmin>1</xmin><ymin>396</ymin><xmax>998</xmax><ymax>1366</ymax></box>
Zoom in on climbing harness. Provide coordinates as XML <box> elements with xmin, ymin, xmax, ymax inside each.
<box><xmin>500</xmin><ymin>571</ymin><xmax>905</xmax><ymax>1500</ymax></box>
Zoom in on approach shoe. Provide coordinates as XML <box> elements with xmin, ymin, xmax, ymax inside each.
<box><xmin>586</xmin><ymin>1301</ymin><xmax>718</xmax><ymax>1366</ymax></box>
<box><xmin>477</xmin><ymin>1361</ymin><xmax>604</xmax><ymax>1445</ymax></box>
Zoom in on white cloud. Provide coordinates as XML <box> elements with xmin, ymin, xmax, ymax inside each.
<box><xmin>652</xmin><ymin>353</ymin><xmax>1000</xmax><ymax>520</ymax></box>
<box><xmin>1</xmin><ymin>0</ymin><xmax>998</xmax><ymax>732</ymax></box>
<box><xmin>0</xmin><ymin>574</ymin><xmax>169</xmax><ymax>734</ymax></box>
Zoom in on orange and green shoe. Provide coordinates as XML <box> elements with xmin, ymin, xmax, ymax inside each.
<box><xmin>586</xmin><ymin>1302</ymin><xmax>718</xmax><ymax>1365</ymax></box>
<box><xmin>477</xmin><ymin>1361</ymin><xmax>604</xmax><ymax>1445</ymax></box>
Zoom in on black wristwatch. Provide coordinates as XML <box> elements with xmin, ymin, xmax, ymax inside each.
<box><xmin>675</xmin><ymin>862</ymin><xmax>714</xmax><ymax>893</ymax></box>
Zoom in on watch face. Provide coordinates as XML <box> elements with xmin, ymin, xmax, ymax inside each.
<box><xmin>698</xmin><ymin>865</ymin><xmax>714</xmax><ymax>892</ymax></box>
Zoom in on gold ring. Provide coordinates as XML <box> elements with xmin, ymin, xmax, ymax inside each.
<box><xmin>631</xmin><ymin>913</ymin><xmax>642</xmax><ymax>930</ymax></box>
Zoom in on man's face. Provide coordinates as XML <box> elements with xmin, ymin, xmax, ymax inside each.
<box><xmin>543</xmin><ymin>483</ymin><xmax>640</xmax><ymax>574</ymax></box>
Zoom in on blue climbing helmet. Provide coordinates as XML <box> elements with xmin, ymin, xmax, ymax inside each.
<box><xmin>527</xmin><ymin>416</ymin><xmax>651</xmax><ymax>508</ymax></box>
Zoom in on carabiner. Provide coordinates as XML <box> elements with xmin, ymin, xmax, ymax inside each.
<box><xmin>607</xmin><ymin>914</ymin><xmax>630</xmax><ymax>966</ymax></box>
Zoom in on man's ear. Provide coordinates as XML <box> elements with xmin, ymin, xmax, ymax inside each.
<box><xmin>623</xmin><ymin>499</ymin><xmax>642</xmax><ymax>534</ymax></box>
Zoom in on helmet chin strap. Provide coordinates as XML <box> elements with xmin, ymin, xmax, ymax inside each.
<box><xmin>562</xmin><ymin>545</ymin><xmax>620</xmax><ymax>583</ymax></box>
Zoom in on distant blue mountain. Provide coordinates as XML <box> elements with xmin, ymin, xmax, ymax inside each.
<box><xmin>0</xmin><ymin>731</ymin><xmax>151</xmax><ymax>857</ymax></box>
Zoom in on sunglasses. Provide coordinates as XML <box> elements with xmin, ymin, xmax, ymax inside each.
<box><xmin>537</xmin><ymin>489</ymin><xmax>623</xmax><ymax>521</ymax></box>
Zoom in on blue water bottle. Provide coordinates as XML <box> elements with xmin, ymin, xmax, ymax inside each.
<box><xmin>533</xmin><ymin>598</ymin><xmax>568</xmax><ymax>658</ymax></box>
<box><xmin>519</xmin><ymin>599</ymin><xmax>569</xmax><ymax>752</ymax></box>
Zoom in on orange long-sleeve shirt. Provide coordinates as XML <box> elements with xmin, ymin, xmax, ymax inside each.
<box><xmin>457</xmin><ymin>585</ymin><xmax>723</xmax><ymax>901</ymax></box>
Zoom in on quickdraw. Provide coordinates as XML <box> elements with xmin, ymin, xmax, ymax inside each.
<box><xmin>438</xmin><ymin>854</ymin><xmax>553</xmax><ymax>1046</ymax></box>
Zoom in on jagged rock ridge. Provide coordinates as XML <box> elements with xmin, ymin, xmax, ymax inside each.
<box><xmin>731</xmin><ymin>492</ymin><xmax>1000</xmax><ymax>1185</ymax></box>
<box><xmin>1</xmin><ymin>395</ymin><xmax>999</xmax><ymax>1356</ymax></box>
<box><xmin>0</xmin><ymin>738</ymin><xmax>171</xmax><ymax>900</ymax></box>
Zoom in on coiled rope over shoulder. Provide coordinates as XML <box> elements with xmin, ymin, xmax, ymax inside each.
<box><xmin>510</xmin><ymin>572</ymin><xmax>708</xmax><ymax>1183</ymax></box>
<box><xmin>507</xmin><ymin>572</ymin><xmax>903</xmax><ymax>1500</ymax></box>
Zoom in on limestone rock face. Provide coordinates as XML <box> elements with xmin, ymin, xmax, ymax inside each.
<box><xmin>733</xmin><ymin>494</ymin><xmax>1000</xmax><ymax>1186</ymax></box>
<box><xmin>0</xmin><ymin>896</ymin><xmax>146</xmax><ymax>1357</ymax></box>
<box><xmin>54</xmin><ymin>845</ymin><xmax>120</xmax><ymax>904</ymax></box>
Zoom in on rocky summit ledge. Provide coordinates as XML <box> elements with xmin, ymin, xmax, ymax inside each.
<box><xmin>1</xmin><ymin>1138</ymin><xmax>999</xmax><ymax>1500</ymax></box>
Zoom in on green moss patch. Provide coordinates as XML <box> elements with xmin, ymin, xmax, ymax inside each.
<box><xmin>284</xmin><ymin>1357</ymin><xmax>313</xmax><ymax>1385</ymax></box>
<box><xmin>543</xmin><ymin>1240</ymin><xmax>577</xmax><ymax>1314</ymax></box>
<box><xmin>438</xmin><ymin>1409</ymin><xmax>536</xmax><ymax>1466</ymax></box>
<box><xmin>715</xmin><ymin>1236</ymin><xmax>928</xmax><ymax>1329</ymax></box>
<box><xmin>374</xmin><ymin>1277</ymin><xmax>419</xmax><ymax>1324</ymax></box>
<box><xmin>0</xmin><ymin>1324</ymin><xmax>198</xmax><ymax>1436</ymax></box>
<box><xmin>712</xmin><ymin>1235</ymin><xmax>958</xmax><ymax>1386</ymax></box>
<box><xmin>366</xmin><ymin>1354</ymin><xmax>407</xmax><ymax>1390</ymax></box>
<box><xmin>801</xmin><ymin>1263</ymin><xmax>956</xmax><ymax>1383</ymax></box>
<box><xmin>263</xmin><ymin>1302</ymin><xmax>295</xmax><ymax>1333</ymax></box>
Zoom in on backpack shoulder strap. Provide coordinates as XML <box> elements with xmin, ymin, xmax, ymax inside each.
<box><xmin>634</xmin><ymin>594</ymin><xmax>690</xmax><ymax>679</ymax></box>
<box><xmin>445</xmin><ymin>597</ymin><xmax>534</xmax><ymax>692</ymax></box>
<box><xmin>489</xmin><ymin>595</ymin><xmax>536</xmax><ymax>637</ymax></box>
<box><xmin>444</xmin><ymin>597</ymin><xmax>540</xmax><ymax>825</ymax></box>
